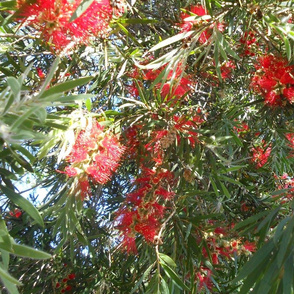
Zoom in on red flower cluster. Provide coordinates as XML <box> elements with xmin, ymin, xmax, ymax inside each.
<box><xmin>273</xmin><ymin>173</ymin><xmax>294</xmax><ymax>203</ymax></box>
<box><xmin>56</xmin><ymin>272</ymin><xmax>75</xmax><ymax>293</ymax></box>
<box><xmin>174</xmin><ymin>112</ymin><xmax>204</xmax><ymax>147</ymax></box>
<box><xmin>251</xmin><ymin>141</ymin><xmax>271</xmax><ymax>168</ymax></box>
<box><xmin>220</xmin><ymin>60</ymin><xmax>236</xmax><ymax>79</ymax></box>
<box><xmin>116</xmin><ymin>168</ymin><xmax>175</xmax><ymax>253</ymax></box>
<box><xmin>16</xmin><ymin>0</ymin><xmax>125</xmax><ymax>50</ymax></box>
<box><xmin>193</xmin><ymin>222</ymin><xmax>256</xmax><ymax>292</ymax></box>
<box><xmin>233</xmin><ymin>121</ymin><xmax>249</xmax><ymax>135</ymax></box>
<box><xmin>251</xmin><ymin>54</ymin><xmax>294</xmax><ymax>106</ymax></box>
<box><xmin>122</xmin><ymin>110</ymin><xmax>204</xmax><ymax>167</ymax></box>
<box><xmin>129</xmin><ymin>61</ymin><xmax>194</xmax><ymax>103</ymax></box>
<box><xmin>240</xmin><ymin>31</ymin><xmax>258</xmax><ymax>56</ymax></box>
<box><xmin>142</xmin><ymin>112</ymin><xmax>204</xmax><ymax>166</ymax></box>
<box><xmin>179</xmin><ymin>5</ymin><xmax>225</xmax><ymax>44</ymax></box>
<box><xmin>9</xmin><ymin>209</ymin><xmax>22</xmax><ymax>218</ymax></box>
<box><xmin>59</xmin><ymin>119</ymin><xmax>125</xmax><ymax>198</ymax></box>
<box><xmin>286</xmin><ymin>133</ymin><xmax>294</xmax><ymax>149</ymax></box>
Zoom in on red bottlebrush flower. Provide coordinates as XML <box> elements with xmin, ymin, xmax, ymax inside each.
<box><xmin>243</xmin><ymin>241</ymin><xmax>256</xmax><ymax>252</ymax></box>
<box><xmin>283</xmin><ymin>87</ymin><xmax>294</xmax><ymax>103</ymax></box>
<box><xmin>221</xmin><ymin>60</ymin><xmax>236</xmax><ymax>79</ymax></box>
<box><xmin>286</xmin><ymin>133</ymin><xmax>294</xmax><ymax>149</ymax></box>
<box><xmin>265</xmin><ymin>90</ymin><xmax>282</xmax><ymax>106</ymax></box>
<box><xmin>134</xmin><ymin>217</ymin><xmax>158</xmax><ymax>243</ymax></box>
<box><xmin>239</xmin><ymin>31</ymin><xmax>258</xmax><ymax>56</ymax></box>
<box><xmin>16</xmin><ymin>0</ymin><xmax>125</xmax><ymax>50</ymax></box>
<box><xmin>173</xmin><ymin>114</ymin><xmax>203</xmax><ymax>147</ymax></box>
<box><xmin>64</xmin><ymin>166</ymin><xmax>78</xmax><ymax>177</ymax></box>
<box><xmin>251</xmin><ymin>54</ymin><xmax>294</xmax><ymax>106</ymax></box>
<box><xmin>189</xmin><ymin>5</ymin><xmax>207</xmax><ymax>16</ymax></box>
<box><xmin>280</xmin><ymin>72</ymin><xmax>294</xmax><ymax>84</ymax></box>
<box><xmin>101</xmin><ymin>136</ymin><xmax>126</xmax><ymax>161</ymax></box>
<box><xmin>121</xmin><ymin>236</ymin><xmax>137</xmax><ymax>254</ymax></box>
<box><xmin>14</xmin><ymin>209</ymin><xmax>22</xmax><ymax>218</ymax></box>
<box><xmin>67</xmin><ymin>273</ymin><xmax>76</xmax><ymax>280</ymax></box>
<box><xmin>65</xmin><ymin>285</ymin><xmax>72</xmax><ymax>291</ymax></box>
<box><xmin>151</xmin><ymin>202</ymin><xmax>166</xmax><ymax>218</ymax></box>
<box><xmin>251</xmin><ymin>143</ymin><xmax>271</xmax><ymax>168</ymax></box>
<box><xmin>86</xmin><ymin>164</ymin><xmax>112</xmax><ymax>184</ymax></box>
<box><xmin>116</xmin><ymin>167</ymin><xmax>176</xmax><ymax>253</ymax></box>
<box><xmin>62</xmin><ymin>278</ymin><xmax>68</xmax><ymax>283</ymax></box>
<box><xmin>214</xmin><ymin>227</ymin><xmax>226</xmax><ymax>235</ymax></box>
<box><xmin>196</xmin><ymin>268</ymin><xmax>213</xmax><ymax>292</ymax></box>
<box><xmin>55</xmin><ymin>282</ymin><xmax>61</xmax><ymax>288</ymax></box>
<box><xmin>66</xmin><ymin>120</ymin><xmax>124</xmax><ymax>185</ymax></box>
<box><xmin>241</xmin><ymin>202</ymin><xmax>250</xmax><ymax>212</ymax></box>
<box><xmin>9</xmin><ymin>209</ymin><xmax>22</xmax><ymax>218</ymax></box>
<box><xmin>179</xmin><ymin>5</ymin><xmax>210</xmax><ymax>43</ymax></box>
<box><xmin>256</xmin><ymin>76</ymin><xmax>277</xmax><ymax>92</ymax></box>
<box><xmin>154</xmin><ymin>187</ymin><xmax>175</xmax><ymax>199</ymax></box>
<box><xmin>36</xmin><ymin>67</ymin><xmax>45</xmax><ymax>79</ymax></box>
<box><xmin>234</xmin><ymin>121</ymin><xmax>249</xmax><ymax>134</ymax></box>
<box><xmin>116</xmin><ymin>209</ymin><xmax>136</xmax><ymax>228</ymax></box>
<box><xmin>79</xmin><ymin>178</ymin><xmax>91</xmax><ymax>199</ymax></box>
<box><xmin>179</xmin><ymin>5</ymin><xmax>224</xmax><ymax>45</ymax></box>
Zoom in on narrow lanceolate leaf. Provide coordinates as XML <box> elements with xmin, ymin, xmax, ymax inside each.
<box><xmin>150</xmin><ymin>31</ymin><xmax>194</xmax><ymax>52</ymax></box>
<box><xmin>7</xmin><ymin>77</ymin><xmax>20</xmax><ymax>100</ymax></box>
<box><xmin>0</xmin><ymin>264</ymin><xmax>22</xmax><ymax>286</ymax></box>
<box><xmin>160</xmin><ymin>263</ymin><xmax>190</xmax><ymax>291</ymax></box>
<box><xmin>38</xmin><ymin>57</ymin><xmax>60</xmax><ymax>97</ymax></box>
<box><xmin>159</xmin><ymin>253</ymin><xmax>177</xmax><ymax>267</ymax></box>
<box><xmin>39</xmin><ymin>76</ymin><xmax>93</xmax><ymax>99</ymax></box>
<box><xmin>11</xmin><ymin>244</ymin><xmax>51</xmax><ymax>259</ymax></box>
<box><xmin>0</xmin><ymin>242</ymin><xmax>51</xmax><ymax>259</ymax></box>
<box><xmin>69</xmin><ymin>0</ymin><xmax>95</xmax><ymax>22</ymax></box>
<box><xmin>233</xmin><ymin>239</ymin><xmax>275</xmax><ymax>283</ymax></box>
<box><xmin>0</xmin><ymin>185</ymin><xmax>44</xmax><ymax>227</ymax></box>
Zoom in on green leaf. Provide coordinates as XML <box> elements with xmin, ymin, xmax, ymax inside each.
<box><xmin>69</xmin><ymin>0</ymin><xmax>95</xmax><ymax>22</ymax></box>
<box><xmin>10</xmin><ymin>107</ymin><xmax>37</xmax><ymax>131</ymax></box>
<box><xmin>0</xmin><ymin>275</ymin><xmax>20</xmax><ymax>294</ymax></box>
<box><xmin>38</xmin><ymin>57</ymin><xmax>60</xmax><ymax>98</ymax></box>
<box><xmin>11</xmin><ymin>244</ymin><xmax>51</xmax><ymax>259</ymax></box>
<box><xmin>0</xmin><ymin>168</ymin><xmax>17</xmax><ymax>180</ymax></box>
<box><xmin>119</xmin><ymin>18</ymin><xmax>158</xmax><ymax>25</ymax></box>
<box><xmin>0</xmin><ymin>185</ymin><xmax>44</xmax><ymax>227</ymax></box>
<box><xmin>150</xmin><ymin>31</ymin><xmax>194</xmax><ymax>52</ymax></box>
<box><xmin>233</xmin><ymin>239</ymin><xmax>275</xmax><ymax>283</ymax></box>
<box><xmin>131</xmin><ymin>263</ymin><xmax>155</xmax><ymax>294</ymax></box>
<box><xmin>159</xmin><ymin>253</ymin><xmax>177</xmax><ymax>267</ymax></box>
<box><xmin>0</xmin><ymin>264</ymin><xmax>22</xmax><ymax>286</ymax></box>
<box><xmin>7</xmin><ymin>77</ymin><xmax>20</xmax><ymax>100</ymax></box>
<box><xmin>283</xmin><ymin>36</ymin><xmax>292</xmax><ymax>61</ymax></box>
<box><xmin>161</xmin><ymin>263</ymin><xmax>190</xmax><ymax>291</ymax></box>
<box><xmin>283</xmin><ymin>254</ymin><xmax>294</xmax><ymax>294</ymax></box>
<box><xmin>233</xmin><ymin>211</ymin><xmax>270</xmax><ymax>231</ymax></box>
<box><xmin>39</xmin><ymin>76</ymin><xmax>93</xmax><ymax>99</ymax></box>
<box><xmin>85</xmin><ymin>97</ymin><xmax>92</xmax><ymax>111</ymax></box>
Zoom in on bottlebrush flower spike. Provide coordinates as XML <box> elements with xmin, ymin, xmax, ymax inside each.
<box><xmin>179</xmin><ymin>5</ymin><xmax>225</xmax><ymax>44</ymax></box>
<box><xmin>116</xmin><ymin>168</ymin><xmax>176</xmax><ymax>253</ymax></box>
<box><xmin>16</xmin><ymin>0</ymin><xmax>126</xmax><ymax>50</ymax></box>
<box><xmin>251</xmin><ymin>54</ymin><xmax>294</xmax><ymax>106</ymax></box>
<box><xmin>59</xmin><ymin>118</ymin><xmax>125</xmax><ymax>198</ymax></box>
<box><xmin>128</xmin><ymin>61</ymin><xmax>195</xmax><ymax>102</ymax></box>
<box><xmin>251</xmin><ymin>141</ymin><xmax>271</xmax><ymax>168</ymax></box>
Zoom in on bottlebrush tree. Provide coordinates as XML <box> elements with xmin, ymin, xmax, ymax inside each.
<box><xmin>0</xmin><ymin>0</ymin><xmax>293</xmax><ymax>293</ymax></box>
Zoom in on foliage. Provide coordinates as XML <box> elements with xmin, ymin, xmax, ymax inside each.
<box><xmin>0</xmin><ymin>0</ymin><xmax>293</xmax><ymax>293</ymax></box>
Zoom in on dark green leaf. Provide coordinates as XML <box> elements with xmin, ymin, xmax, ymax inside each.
<box><xmin>0</xmin><ymin>185</ymin><xmax>44</xmax><ymax>227</ymax></box>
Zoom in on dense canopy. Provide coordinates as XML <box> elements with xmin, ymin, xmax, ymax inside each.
<box><xmin>0</xmin><ymin>0</ymin><xmax>294</xmax><ymax>293</ymax></box>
